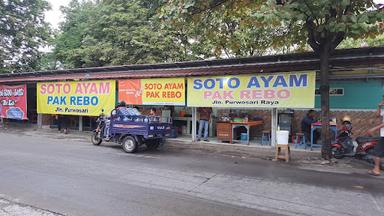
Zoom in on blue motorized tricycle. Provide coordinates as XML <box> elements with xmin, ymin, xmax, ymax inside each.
<box><xmin>91</xmin><ymin>108</ymin><xmax>171</xmax><ymax>153</ymax></box>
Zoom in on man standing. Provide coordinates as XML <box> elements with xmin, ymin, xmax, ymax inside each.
<box><xmin>55</xmin><ymin>115</ymin><xmax>61</xmax><ymax>132</ymax></box>
<box><xmin>367</xmin><ymin>96</ymin><xmax>384</xmax><ymax>176</ymax></box>
<box><xmin>301</xmin><ymin>110</ymin><xmax>318</xmax><ymax>143</ymax></box>
<box><xmin>0</xmin><ymin>103</ymin><xmax>3</xmax><ymax>129</ymax></box>
<box><xmin>197</xmin><ymin>107</ymin><xmax>212</xmax><ymax>142</ymax></box>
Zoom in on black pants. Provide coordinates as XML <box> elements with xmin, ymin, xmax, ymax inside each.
<box><xmin>58</xmin><ymin>116</ymin><xmax>69</xmax><ymax>131</ymax></box>
<box><xmin>372</xmin><ymin>137</ymin><xmax>384</xmax><ymax>158</ymax></box>
<box><xmin>57</xmin><ymin>120</ymin><xmax>62</xmax><ymax>131</ymax></box>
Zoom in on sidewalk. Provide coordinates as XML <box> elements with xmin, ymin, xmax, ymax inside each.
<box><xmin>0</xmin><ymin>197</ymin><xmax>61</xmax><ymax>216</ymax></box>
<box><xmin>166</xmin><ymin>139</ymin><xmax>375</xmax><ymax>175</ymax></box>
<box><xmin>0</xmin><ymin>125</ymin><xmax>375</xmax><ymax>176</ymax></box>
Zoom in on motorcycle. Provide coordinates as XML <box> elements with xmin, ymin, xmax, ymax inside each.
<box><xmin>331</xmin><ymin>117</ymin><xmax>380</xmax><ymax>159</ymax></box>
<box><xmin>91</xmin><ymin>112</ymin><xmax>107</xmax><ymax>145</ymax></box>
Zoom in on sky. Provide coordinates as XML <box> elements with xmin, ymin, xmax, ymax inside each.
<box><xmin>45</xmin><ymin>0</ymin><xmax>384</xmax><ymax>30</ymax></box>
<box><xmin>45</xmin><ymin>0</ymin><xmax>71</xmax><ymax>30</ymax></box>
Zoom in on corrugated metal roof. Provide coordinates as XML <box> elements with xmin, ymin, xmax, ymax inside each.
<box><xmin>0</xmin><ymin>46</ymin><xmax>383</xmax><ymax>83</ymax></box>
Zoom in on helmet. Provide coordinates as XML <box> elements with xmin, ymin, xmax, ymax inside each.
<box><xmin>342</xmin><ymin>115</ymin><xmax>351</xmax><ymax>123</ymax></box>
<box><xmin>118</xmin><ymin>101</ymin><xmax>126</xmax><ymax>107</ymax></box>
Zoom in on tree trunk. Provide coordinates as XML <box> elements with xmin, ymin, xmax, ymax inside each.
<box><xmin>319</xmin><ymin>42</ymin><xmax>332</xmax><ymax>160</ymax></box>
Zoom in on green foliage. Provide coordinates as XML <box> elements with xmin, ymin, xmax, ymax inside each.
<box><xmin>269</xmin><ymin>0</ymin><xmax>384</xmax><ymax>53</ymax></box>
<box><xmin>161</xmin><ymin>0</ymin><xmax>383</xmax><ymax>159</ymax></box>
<box><xmin>339</xmin><ymin>33</ymin><xmax>384</xmax><ymax>49</ymax></box>
<box><xmin>267</xmin><ymin>0</ymin><xmax>383</xmax><ymax>159</ymax></box>
<box><xmin>54</xmin><ymin>0</ymin><xmax>201</xmax><ymax>68</ymax></box>
<box><xmin>162</xmin><ymin>0</ymin><xmax>383</xmax><ymax>56</ymax></box>
<box><xmin>160</xmin><ymin>0</ymin><xmax>297</xmax><ymax>58</ymax></box>
<box><xmin>35</xmin><ymin>52</ymin><xmax>59</xmax><ymax>71</ymax></box>
<box><xmin>0</xmin><ymin>0</ymin><xmax>50</xmax><ymax>73</ymax></box>
<box><xmin>47</xmin><ymin>0</ymin><xmax>384</xmax><ymax>69</ymax></box>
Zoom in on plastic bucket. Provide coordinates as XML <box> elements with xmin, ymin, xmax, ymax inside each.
<box><xmin>276</xmin><ymin>130</ymin><xmax>289</xmax><ymax>145</ymax></box>
<box><xmin>240</xmin><ymin>133</ymin><xmax>248</xmax><ymax>141</ymax></box>
<box><xmin>170</xmin><ymin>128</ymin><xmax>178</xmax><ymax>138</ymax></box>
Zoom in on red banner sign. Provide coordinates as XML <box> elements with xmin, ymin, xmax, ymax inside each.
<box><xmin>118</xmin><ymin>78</ymin><xmax>185</xmax><ymax>106</ymax></box>
<box><xmin>0</xmin><ymin>85</ymin><xmax>28</xmax><ymax>120</ymax></box>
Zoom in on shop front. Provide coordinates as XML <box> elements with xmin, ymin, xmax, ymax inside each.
<box><xmin>0</xmin><ymin>47</ymin><xmax>382</xmax><ymax>142</ymax></box>
<box><xmin>2</xmin><ymin>72</ymin><xmax>378</xmax><ymax>147</ymax></box>
<box><xmin>36</xmin><ymin>80</ymin><xmax>116</xmax><ymax>131</ymax></box>
<box><xmin>185</xmin><ymin>71</ymin><xmax>316</xmax><ymax>146</ymax></box>
<box><xmin>110</xmin><ymin>71</ymin><xmax>316</xmax><ymax>146</ymax></box>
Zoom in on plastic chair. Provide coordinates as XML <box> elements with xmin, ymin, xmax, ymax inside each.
<box><xmin>261</xmin><ymin>130</ymin><xmax>271</xmax><ymax>145</ymax></box>
<box><xmin>293</xmin><ymin>133</ymin><xmax>306</xmax><ymax>149</ymax></box>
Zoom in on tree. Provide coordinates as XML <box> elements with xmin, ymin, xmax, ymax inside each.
<box><xmin>272</xmin><ymin>0</ymin><xmax>383</xmax><ymax>159</ymax></box>
<box><xmin>53</xmin><ymin>0</ymin><xmax>99</xmax><ymax>68</ymax></box>
<box><xmin>0</xmin><ymin>0</ymin><xmax>50</xmax><ymax>73</ymax></box>
<box><xmin>162</xmin><ymin>0</ymin><xmax>383</xmax><ymax>159</ymax></box>
<box><xmin>339</xmin><ymin>33</ymin><xmax>384</xmax><ymax>48</ymax></box>
<box><xmin>160</xmin><ymin>0</ymin><xmax>300</xmax><ymax>58</ymax></box>
<box><xmin>53</xmin><ymin>0</ymin><xmax>200</xmax><ymax>68</ymax></box>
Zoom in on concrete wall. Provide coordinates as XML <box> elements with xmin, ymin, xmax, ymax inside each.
<box><xmin>315</xmin><ymin>79</ymin><xmax>383</xmax><ymax>109</ymax></box>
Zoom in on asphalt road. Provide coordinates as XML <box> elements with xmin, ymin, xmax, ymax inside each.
<box><xmin>0</xmin><ymin>130</ymin><xmax>383</xmax><ymax>216</ymax></box>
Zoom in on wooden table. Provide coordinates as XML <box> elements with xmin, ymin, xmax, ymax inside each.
<box><xmin>217</xmin><ymin>121</ymin><xmax>264</xmax><ymax>144</ymax></box>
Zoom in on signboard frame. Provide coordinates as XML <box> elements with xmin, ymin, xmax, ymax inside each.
<box><xmin>0</xmin><ymin>84</ymin><xmax>28</xmax><ymax>120</ymax></box>
<box><xmin>37</xmin><ymin>80</ymin><xmax>116</xmax><ymax>116</ymax></box>
<box><xmin>187</xmin><ymin>72</ymin><xmax>316</xmax><ymax>109</ymax></box>
<box><xmin>118</xmin><ymin>78</ymin><xmax>186</xmax><ymax>106</ymax></box>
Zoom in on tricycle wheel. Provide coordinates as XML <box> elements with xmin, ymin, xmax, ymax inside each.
<box><xmin>122</xmin><ymin>136</ymin><xmax>138</xmax><ymax>153</ymax></box>
<box><xmin>91</xmin><ymin>131</ymin><xmax>102</xmax><ymax>145</ymax></box>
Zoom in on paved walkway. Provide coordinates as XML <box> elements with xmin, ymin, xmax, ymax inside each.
<box><xmin>0</xmin><ymin>198</ymin><xmax>61</xmax><ymax>216</ymax></box>
<box><xmin>0</xmin><ymin>130</ymin><xmax>383</xmax><ymax>216</ymax></box>
<box><xmin>0</xmin><ymin>125</ymin><xmax>378</xmax><ymax>175</ymax></box>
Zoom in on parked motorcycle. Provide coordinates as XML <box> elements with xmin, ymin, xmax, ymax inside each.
<box><xmin>91</xmin><ymin>112</ymin><xmax>106</xmax><ymax>146</ymax></box>
<box><xmin>331</xmin><ymin>116</ymin><xmax>380</xmax><ymax>159</ymax></box>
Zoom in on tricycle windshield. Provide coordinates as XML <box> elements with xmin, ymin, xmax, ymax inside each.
<box><xmin>124</xmin><ymin>108</ymin><xmax>141</xmax><ymax>116</ymax></box>
<box><xmin>114</xmin><ymin>108</ymin><xmax>141</xmax><ymax>116</ymax></box>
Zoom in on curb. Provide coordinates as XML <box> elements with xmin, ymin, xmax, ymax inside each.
<box><xmin>165</xmin><ymin>139</ymin><xmax>322</xmax><ymax>161</ymax></box>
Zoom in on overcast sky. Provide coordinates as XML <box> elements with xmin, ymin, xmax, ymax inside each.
<box><xmin>45</xmin><ymin>0</ymin><xmax>71</xmax><ymax>30</ymax></box>
<box><xmin>45</xmin><ymin>0</ymin><xmax>384</xmax><ymax>30</ymax></box>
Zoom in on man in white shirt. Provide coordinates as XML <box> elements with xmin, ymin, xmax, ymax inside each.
<box><xmin>367</xmin><ymin>96</ymin><xmax>384</xmax><ymax>176</ymax></box>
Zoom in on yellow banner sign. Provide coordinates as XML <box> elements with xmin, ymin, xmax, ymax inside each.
<box><xmin>37</xmin><ymin>80</ymin><xmax>116</xmax><ymax>116</ymax></box>
<box><xmin>118</xmin><ymin>78</ymin><xmax>185</xmax><ymax>106</ymax></box>
<box><xmin>187</xmin><ymin>72</ymin><xmax>316</xmax><ymax>108</ymax></box>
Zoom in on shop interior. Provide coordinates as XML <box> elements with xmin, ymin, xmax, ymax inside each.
<box><xmin>44</xmin><ymin>104</ymin><xmax>332</xmax><ymax>148</ymax></box>
<box><xmin>135</xmin><ymin>106</ymin><xmax>274</xmax><ymax>145</ymax></box>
